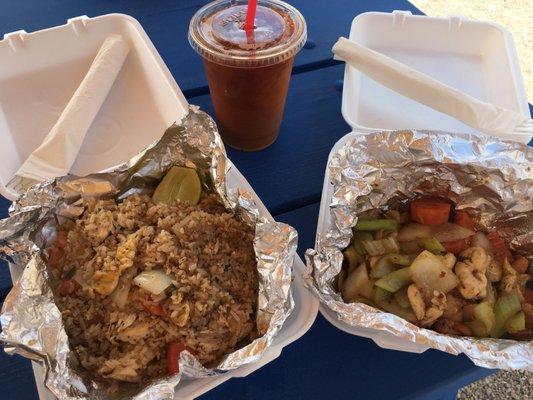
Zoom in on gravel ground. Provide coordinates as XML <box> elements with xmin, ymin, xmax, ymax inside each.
<box><xmin>457</xmin><ymin>370</ymin><xmax>533</xmax><ymax>400</ymax></box>
<box><xmin>407</xmin><ymin>2</ymin><xmax>532</xmax><ymax>398</ymax></box>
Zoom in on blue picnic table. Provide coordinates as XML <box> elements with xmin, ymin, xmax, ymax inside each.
<box><xmin>1</xmin><ymin>1</ymin><xmax>531</xmax><ymax>399</ymax></box>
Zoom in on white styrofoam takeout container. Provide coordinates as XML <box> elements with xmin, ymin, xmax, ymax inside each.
<box><xmin>317</xmin><ymin>11</ymin><xmax>530</xmax><ymax>353</ymax></box>
<box><xmin>342</xmin><ymin>10</ymin><xmax>530</xmax><ymax>135</ymax></box>
<box><xmin>0</xmin><ymin>13</ymin><xmax>318</xmax><ymax>399</ymax></box>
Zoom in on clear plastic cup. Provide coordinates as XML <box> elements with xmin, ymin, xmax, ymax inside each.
<box><xmin>189</xmin><ymin>0</ymin><xmax>307</xmax><ymax>151</ymax></box>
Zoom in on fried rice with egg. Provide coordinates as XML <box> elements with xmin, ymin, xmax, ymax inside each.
<box><xmin>46</xmin><ymin>193</ymin><xmax>258</xmax><ymax>383</ymax></box>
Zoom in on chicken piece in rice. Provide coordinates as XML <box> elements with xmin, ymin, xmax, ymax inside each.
<box><xmin>49</xmin><ymin>193</ymin><xmax>259</xmax><ymax>383</ymax></box>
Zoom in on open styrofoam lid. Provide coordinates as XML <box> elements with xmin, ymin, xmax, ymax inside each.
<box><xmin>0</xmin><ymin>14</ymin><xmax>189</xmax><ymax>200</ymax></box>
<box><xmin>342</xmin><ymin>11</ymin><xmax>530</xmax><ymax>135</ymax></box>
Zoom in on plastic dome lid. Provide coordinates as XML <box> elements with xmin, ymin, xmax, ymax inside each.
<box><xmin>189</xmin><ymin>0</ymin><xmax>307</xmax><ymax>67</ymax></box>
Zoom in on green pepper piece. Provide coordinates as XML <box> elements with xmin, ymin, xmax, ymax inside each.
<box><xmin>374</xmin><ymin>267</ymin><xmax>412</xmax><ymax>293</ymax></box>
<box><xmin>354</xmin><ymin>219</ymin><xmax>398</xmax><ymax>231</ymax></box>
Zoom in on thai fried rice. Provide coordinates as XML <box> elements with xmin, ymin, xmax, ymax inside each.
<box><xmin>46</xmin><ymin>193</ymin><xmax>258</xmax><ymax>383</ymax></box>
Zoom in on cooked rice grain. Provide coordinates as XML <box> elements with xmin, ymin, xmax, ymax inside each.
<box><xmin>49</xmin><ymin>194</ymin><xmax>258</xmax><ymax>383</ymax></box>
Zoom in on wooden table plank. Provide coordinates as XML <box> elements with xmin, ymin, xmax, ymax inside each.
<box><xmin>0</xmin><ymin>0</ymin><xmax>421</xmax><ymax>95</ymax></box>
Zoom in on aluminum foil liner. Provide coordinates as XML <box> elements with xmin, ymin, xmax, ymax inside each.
<box><xmin>306</xmin><ymin>130</ymin><xmax>532</xmax><ymax>371</ymax></box>
<box><xmin>0</xmin><ymin>106</ymin><xmax>296</xmax><ymax>399</ymax></box>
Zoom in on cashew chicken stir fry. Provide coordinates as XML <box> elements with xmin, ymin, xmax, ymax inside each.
<box><xmin>336</xmin><ymin>196</ymin><xmax>532</xmax><ymax>340</ymax></box>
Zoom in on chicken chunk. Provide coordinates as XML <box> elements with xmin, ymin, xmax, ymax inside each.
<box><xmin>455</xmin><ymin>247</ymin><xmax>490</xmax><ymax>300</ymax></box>
<box><xmin>486</xmin><ymin>259</ymin><xmax>503</xmax><ymax>282</ymax></box>
<box><xmin>442</xmin><ymin>293</ymin><xmax>464</xmax><ymax>322</ymax></box>
<box><xmin>499</xmin><ymin>258</ymin><xmax>529</xmax><ymax>299</ymax></box>
<box><xmin>407</xmin><ymin>284</ymin><xmax>447</xmax><ymax>326</ymax></box>
<box><xmin>442</xmin><ymin>253</ymin><xmax>456</xmax><ymax>270</ymax></box>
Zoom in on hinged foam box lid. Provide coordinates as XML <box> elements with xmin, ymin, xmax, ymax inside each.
<box><xmin>0</xmin><ymin>14</ymin><xmax>189</xmax><ymax>200</ymax></box>
<box><xmin>341</xmin><ymin>10</ymin><xmax>530</xmax><ymax>135</ymax></box>
<box><xmin>0</xmin><ymin>14</ymin><xmax>319</xmax><ymax>400</ymax></box>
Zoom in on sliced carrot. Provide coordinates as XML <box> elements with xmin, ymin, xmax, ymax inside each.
<box><xmin>140</xmin><ymin>298</ymin><xmax>167</xmax><ymax>317</ymax></box>
<box><xmin>487</xmin><ymin>231</ymin><xmax>512</xmax><ymax>264</ymax></box>
<box><xmin>454</xmin><ymin>210</ymin><xmax>476</xmax><ymax>231</ymax></box>
<box><xmin>525</xmin><ymin>289</ymin><xmax>533</xmax><ymax>305</ymax></box>
<box><xmin>410</xmin><ymin>199</ymin><xmax>451</xmax><ymax>226</ymax></box>
<box><xmin>144</xmin><ymin>303</ymin><xmax>166</xmax><ymax>317</ymax></box>
<box><xmin>442</xmin><ymin>237</ymin><xmax>472</xmax><ymax>254</ymax></box>
<box><xmin>167</xmin><ymin>341</ymin><xmax>186</xmax><ymax>375</ymax></box>
<box><xmin>58</xmin><ymin>279</ymin><xmax>79</xmax><ymax>296</ymax></box>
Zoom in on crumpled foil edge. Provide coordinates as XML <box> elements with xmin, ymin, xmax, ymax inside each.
<box><xmin>0</xmin><ymin>106</ymin><xmax>297</xmax><ymax>399</ymax></box>
<box><xmin>305</xmin><ymin>129</ymin><xmax>533</xmax><ymax>371</ymax></box>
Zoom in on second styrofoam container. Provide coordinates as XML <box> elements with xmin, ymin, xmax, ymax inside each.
<box><xmin>342</xmin><ymin>11</ymin><xmax>530</xmax><ymax>136</ymax></box>
<box><xmin>0</xmin><ymin>13</ymin><xmax>318</xmax><ymax>399</ymax></box>
<box><xmin>315</xmin><ymin>11</ymin><xmax>530</xmax><ymax>353</ymax></box>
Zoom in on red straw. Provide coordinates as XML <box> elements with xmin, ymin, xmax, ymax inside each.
<box><xmin>244</xmin><ymin>0</ymin><xmax>257</xmax><ymax>32</ymax></box>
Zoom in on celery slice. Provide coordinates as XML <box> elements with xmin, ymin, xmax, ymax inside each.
<box><xmin>153</xmin><ymin>166</ymin><xmax>201</xmax><ymax>205</ymax></box>
<box><xmin>354</xmin><ymin>219</ymin><xmax>398</xmax><ymax>231</ymax></box>
<box><xmin>371</xmin><ymin>254</ymin><xmax>411</xmax><ymax>279</ymax></box>
<box><xmin>375</xmin><ymin>267</ymin><xmax>412</xmax><ymax>293</ymax></box>
<box><xmin>399</xmin><ymin>237</ymin><xmax>443</xmax><ymax>254</ymax></box>
<box><xmin>505</xmin><ymin>311</ymin><xmax>526</xmax><ymax>334</ymax></box>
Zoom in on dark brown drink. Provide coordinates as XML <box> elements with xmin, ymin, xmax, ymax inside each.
<box><xmin>189</xmin><ymin>0</ymin><xmax>307</xmax><ymax>151</ymax></box>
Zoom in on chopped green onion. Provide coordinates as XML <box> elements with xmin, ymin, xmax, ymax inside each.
<box><xmin>354</xmin><ymin>219</ymin><xmax>398</xmax><ymax>231</ymax></box>
<box><xmin>362</xmin><ymin>236</ymin><xmax>400</xmax><ymax>256</ymax></box>
<box><xmin>375</xmin><ymin>267</ymin><xmax>412</xmax><ymax>293</ymax></box>
<box><xmin>505</xmin><ymin>311</ymin><xmax>526</xmax><ymax>334</ymax></box>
